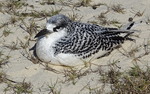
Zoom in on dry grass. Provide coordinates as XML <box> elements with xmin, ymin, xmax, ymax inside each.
<box><xmin>46</xmin><ymin>79</ymin><xmax>61</xmax><ymax>94</ymax></box>
<box><xmin>94</xmin><ymin>13</ymin><xmax>121</xmax><ymax>26</ymax></box>
<box><xmin>0</xmin><ymin>51</ymin><xmax>10</xmax><ymax>68</ymax></box>
<box><xmin>62</xmin><ymin>68</ymin><xmax>90</xmax><ymax>85</ymax></box>
<box><xmin>68</xmin><ymin>12</ymin><xmax>83</xmax><ymax>21</ymax></box>
<box><xmin>111</xmin><ymin>4</ymin><xmax>125</xmax><ymax>14</ymax></box>
<box><xmin>96</xmin><ymin>62</ymin><xmax>150</xmax><ymax>94</ymax></box>
<box><xmin>111</xmin><ymin>65</ymin><xmax>150</xmax><ymax>93</ymax></box>
<box><xmin>91</xmin><ymin>3</ymin><xmax>106</xmax><ymax>10</ymax></box>
<box><xmin>0</xmin><ymin>71</ymin><xmax>7</xmax><ymax>83</ymax></box>
<box><xmin>4</xmin><ymin>79</ymin><xmax>33</xmax><ymax>94</ymax></box>
<box><xmin>40</xmin><ymin>0</ymin><xmax>55</xmax><ymax>5</ymax></box>
<box><xmin>0</xmin><ymin>0</ymin><xmax>149</xmax><ymax>94</ymax></box>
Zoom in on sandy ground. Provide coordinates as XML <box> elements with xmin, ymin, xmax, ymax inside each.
<box><xmin>0</xmin><ymin>0</ymin><xmax>150</xmax><ymax>94</ymax></box>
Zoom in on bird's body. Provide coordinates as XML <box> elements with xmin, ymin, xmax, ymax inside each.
<box><xmin>32</xmin><ymin>14</ymin><xmax>134</xmax><ymax>66</ymax></box>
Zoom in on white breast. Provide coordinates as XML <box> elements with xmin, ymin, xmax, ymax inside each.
<box><xmin>36</xmin><ymin>30</ymin><xmax>67</xmax><ymax>65</ymax></box>
<box><xmin>35</xmin><ymin>29</ymin><xmax>108</xmax><ymax>67</ymax></box>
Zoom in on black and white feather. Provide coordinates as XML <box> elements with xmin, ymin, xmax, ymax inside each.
<box><xmin>31</xmin><ymin>14</ymin><xmax>135</xmax><ymax>66</ymax></box>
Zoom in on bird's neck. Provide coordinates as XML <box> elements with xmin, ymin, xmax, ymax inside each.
<box><xmin>47</xmin><ymin>29</ymin><xmax>67</xmax><ymax>45</ymax></box>
<box><xmin>36</xmin><ymin>29</ymin><xmax>68</xmax><ymax>62</ymax></box>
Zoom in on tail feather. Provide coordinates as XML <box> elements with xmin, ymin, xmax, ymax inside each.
<box><xmin>121</xmin><ymin>19</ymin><xmax>143</xmax><ymax>30</ymax></box>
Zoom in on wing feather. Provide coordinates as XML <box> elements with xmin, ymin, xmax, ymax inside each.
<box><xmin>53</xmin><ymin>22</ymin><xmax>134</xmax><ymax>59</ymax></box>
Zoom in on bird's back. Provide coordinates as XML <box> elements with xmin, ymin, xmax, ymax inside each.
<box><xmin>53</xmin><ymin>21</ymin><xmax>134</xmax><ymax>60</ymax></box>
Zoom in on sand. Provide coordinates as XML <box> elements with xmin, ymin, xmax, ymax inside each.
<box><xmin>0</xmin><ymin>0</ymin><xmax>150</xmax><ymax>93</ymax></box>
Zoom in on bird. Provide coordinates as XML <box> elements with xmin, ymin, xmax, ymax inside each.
<box><xmin>30</xmin><ymin>14</ymin><xmax>135</xmax><ymax>67</ymax></box>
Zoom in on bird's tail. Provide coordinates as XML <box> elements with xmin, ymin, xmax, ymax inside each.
<box><xmin>123</xmin><ymin>31</ymin><xmax>135</xmax><ymax>41</ymax></box>
<box><xmin>107</xmin><ymin>19</ymin><xmax>143</xmax><ymax>41</ymax></box>
<box><xmin>101</xmin><ymin>30</ymin><xmax>135</xmax><ymax>41</ymax></box>
<box><xmin>121</xmin><ymin>19</ymin><xmax>143</xmax><ymax>30</ymax></box>
<box><xmin>119</xmin><ymin>19</ymin><xmax>143</xmax><ymax>41</ymax></box>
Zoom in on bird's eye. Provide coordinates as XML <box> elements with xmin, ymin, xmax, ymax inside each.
<box><xmin>53</xmin><ymin>28</ymin><xmax>57</xmax><ymax>32</ymax></box>
<box><xmin>56</xmin><ymin>26</ymin><xmax>61</xmax><ymax>29</ymax></box>
<box><xmin>53</xmin><ymin>26</ymin><xmax>61</xmax><ymax>32</ymax></box>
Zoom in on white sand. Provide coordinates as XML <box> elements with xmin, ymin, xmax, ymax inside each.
<box><xmin>0</xmin><ymin>0</ymin><xmax>150</xmax><ymax>93</ymax></box>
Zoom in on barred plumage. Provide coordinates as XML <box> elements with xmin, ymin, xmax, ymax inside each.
<box><xmin>31</xmin><ymin>14</ymin><xmax>134</xmax><ymax>66</ymax></box>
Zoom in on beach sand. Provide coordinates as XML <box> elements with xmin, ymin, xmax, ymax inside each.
<box><xmin>0</xmin><ymin>0</ymin><xmax>150</xmax><ymax>93</ymax></box>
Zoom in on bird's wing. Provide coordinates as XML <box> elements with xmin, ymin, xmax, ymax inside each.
<box><xmin>96</xmin><ymin>30</ymin><xmax>135</xmax><ymax>40</ymax></box>
<box><xmin>53</xmin><ymin>26</ymin><xmax>134</xmax><ymax>59</ymax></box>
<box><xmin>53</xmin><ymin>30</ymin><xmax>97</xmax><ymax>57</ymax></box>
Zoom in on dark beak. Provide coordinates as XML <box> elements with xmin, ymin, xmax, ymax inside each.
<box><xmin>35</xmin><ymin>29</ymin><xmax>50</xmax><ymax>38</ymax></box>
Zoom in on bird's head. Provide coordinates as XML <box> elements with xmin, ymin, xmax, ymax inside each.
<box><xmin>46</xmin><ymin>14</ymin><xmax>71</xmax><ymax>32</ymax></box>
<box><xmin>35</xmin><ymin>14</ymin><xmax>71</xmax><ymax>38</ymax></box>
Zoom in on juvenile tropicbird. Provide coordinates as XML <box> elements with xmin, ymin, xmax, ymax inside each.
<box><xmin>31</xmin><ymin>14</ymin><xmax>135</xmax><ymax>66</ymax></box>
